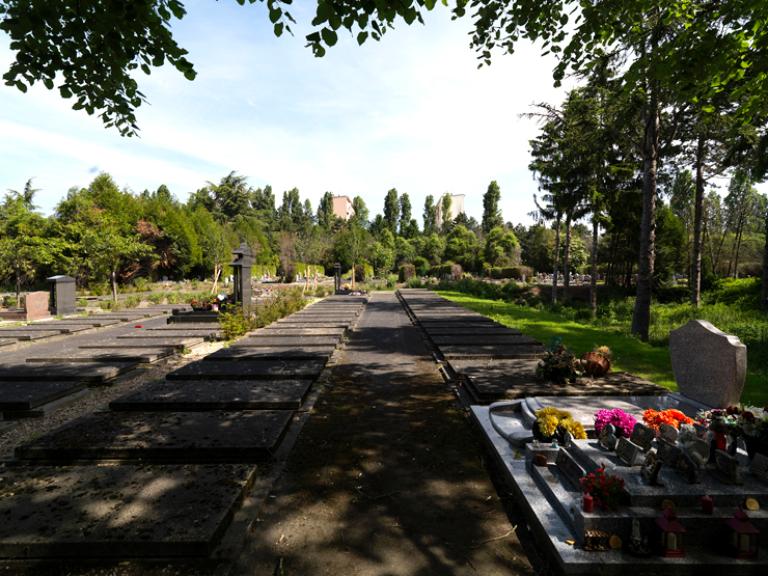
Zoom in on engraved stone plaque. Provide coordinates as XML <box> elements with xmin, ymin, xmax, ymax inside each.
<box><xmin>630</xmin><ymin>423</ymin><xmax>654</xmax><ymax>452</ymax></box>
<box><xmin>616</xmin><ymin>437</ymin><xmax>644</xmax><ymax>466</ymax></box>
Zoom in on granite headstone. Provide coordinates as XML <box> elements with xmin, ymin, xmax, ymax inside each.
<box><xmin>669</xmin><ymin>320</ymin><xmax>746</xmax><ymax>408</ymax></box>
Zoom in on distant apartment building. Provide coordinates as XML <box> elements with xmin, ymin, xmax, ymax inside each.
<box><xmin>332</xmin><ymin>195</ymin><xmax>354</xmax><ymax>221</ymax></box>
<box><xmin>435</xmin><ymin>193</ymin><xmax>465</xmax><ymax>227</ymax></box>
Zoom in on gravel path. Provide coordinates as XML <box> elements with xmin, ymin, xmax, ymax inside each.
<box><xmin>235</xmin><ymin>292</ymin><xmax>534</xmax><ymax>575</ymax></box>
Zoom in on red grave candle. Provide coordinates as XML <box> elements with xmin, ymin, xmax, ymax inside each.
<box><xmin>583</xmin><ymin>493</ymin><xmax>594</xmax><ymax>513</ymax></box>
<box><xmin>714</xmin><ymin>432</ymin><xmax>727</xmax><ymax>452</ymax></box>
<box><xmin>701</xmin><ymin>495</ymin><xmax>714</xmax><ymax>514</ymax></box>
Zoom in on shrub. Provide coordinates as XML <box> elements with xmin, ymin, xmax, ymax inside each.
<box><xmin>399</xmin><ymin>263</ymin><xmax>416</xmax><ymax>282</ymax></box>
<box><xmin>148</xmin><ymin>293</ymin><xmax>165</xmax><ymax>304</ymax></box>
<box><xmin>124</xmin><ymin>295</ymin><xmax>141</xmax><ymax>309</ymax></box>
<box><xmin>133</xmin><ymin>277</ymin><xmax>150</xmax><ymax>292</ymax></box>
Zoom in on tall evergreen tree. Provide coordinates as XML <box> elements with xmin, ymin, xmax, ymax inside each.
<box><xmin>481</xmin><ymin>180</ymin><xmax>503</xmax><ymax>234</ymax></box>
<box><xmin>399</xmin><ymin>192</ymin><xmax>413</xmax><ymax>237</ymax></box>
<box><xmin>423</xmin><ymin>195</ymin><xmax>437</xmax><ymax>235</ymax></box>
<box><xmin>351</xmin><ymin>196</ymin><xmax>369</xmax><ymax>228</ymax></box>
<box><xmin>383</xmin><ymin>188</ymin><xmax>400</xmax><ymax>234</ymax></box>
<box><xmin>316</xmin><ymin>191</ymin><xmax>335</xmax><ymax>229</ymax></box>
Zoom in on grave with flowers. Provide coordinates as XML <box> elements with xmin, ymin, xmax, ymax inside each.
<box><xmin>471</xmin><ymin>319</ymin><xmax>767</xmax><ymax>574</ymax></box>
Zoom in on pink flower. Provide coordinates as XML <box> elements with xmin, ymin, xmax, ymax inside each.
<box><xmin>594</xmin><ymin>408</ymin><xmax>638</xmax><ymax>438</ymax></box>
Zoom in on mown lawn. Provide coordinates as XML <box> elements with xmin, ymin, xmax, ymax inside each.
<box><xmin>439</xmin><ymin>290</ymin><xmax>767</xmax><ymax>406</ymax></box>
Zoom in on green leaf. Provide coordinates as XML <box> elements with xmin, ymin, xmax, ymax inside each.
<box><xmin>321</xmin><ymin>27</ymin><xmax>337</xmax><ymax>47</ymax></box>
<box><xmin>274</xmin><ymin>22</ymin><xmax>284</xmax><ymax>37</ymax></box>
<box><xmin>357</xmin><ymin>31</ymin><xmax>368</xmax><ymax>45</ymax></box>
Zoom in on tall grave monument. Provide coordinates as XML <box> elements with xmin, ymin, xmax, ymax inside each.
<box><xmin>231</xmin><ymin>242</ymin><xmax>253</xmax><ymax>314</ymax></box>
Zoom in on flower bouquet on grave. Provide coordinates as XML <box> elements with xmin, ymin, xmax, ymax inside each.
<box><xmin>533</xmin><ymin>407</ymin><xmax>587</xmax><ymax>443</ymax></box>
<box><xmin>698</xmin><ymin>405</ymin><xmax>768</xmax><ymax>459</ymax></box>
<box><xmin>580</xmin><ymin>466</ymin><xmax>626</xmax><ymax>511</ymax></box>
<box><xmin>594</xmin><ymin>408</ymin><xmax>638</xmax><ymax>439</ymax></box>
<box><xmin>642</xmin><ymin>409</ymin><xmax>693</xmax><ymax>433</ymax></box>
<box><xmin>535</xmin><ymin>337</ymin><xmax>582</xmax><ymax>384</ymax></box>
<box><xmin>581</xmin><ymin>345</ymin><xmax>613</xmax><ymax>377</ymax></box>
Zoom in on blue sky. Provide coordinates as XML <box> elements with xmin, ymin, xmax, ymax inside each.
<box><xmin>0</xmin><ymin>2</ymin><xmax>573</xmax><ymax>223</ymax></box>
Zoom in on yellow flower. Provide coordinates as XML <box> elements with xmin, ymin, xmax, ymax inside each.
<box><xmin>538</xmin><ymin>414</ymin><xmax>561</xmax><ymax>438</ymax></box>
<box><xmin>560</xmin><ymin>417</ymin><xmax>587</xmax><ymax>440</ymax></box>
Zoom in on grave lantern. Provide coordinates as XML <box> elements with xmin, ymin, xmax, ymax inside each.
<box><xmin>655</xmin><ymin>508</ymin><xmax>686</xmax><ymax>557</ymax></box>
<box><xmin>725</xmin><ymin>509</ymin><xmax>759</xmax><ymax>559</ymax></box>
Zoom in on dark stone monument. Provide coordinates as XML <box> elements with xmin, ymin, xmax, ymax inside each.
<box><xmin>231</xmin><ymin>243</ymin><xmax>253</xmax><ymax>313</ymax></box>
<box><xmin>47</xmin><ymin>275</ymin><xmax>76</xmax><ymax>316</ymax></box>
<box><xmin>333</xmin><ymin>262</ymin><xmax>342</xmax><ymax>294</ymax></box>
<box><xmin>630</xmin><ymin>423</ymin><xmax>655</xmax><ymax>452</ymax></box>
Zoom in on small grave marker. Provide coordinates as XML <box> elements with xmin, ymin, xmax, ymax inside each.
<box><xmin>616</xmin><ymin>437</ymin><xmax>644</xmax><ymax>466</ymax></box>
<box><xmin>630</xmin><ymin>423</ymin><xmax>655</xmax><ymax>452</ymax></box>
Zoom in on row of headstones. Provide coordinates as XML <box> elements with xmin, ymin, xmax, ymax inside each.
<box><xmin>0</xmin><ymin>295</ymin><xmax>368</xmax><ymax>560</ymax></box>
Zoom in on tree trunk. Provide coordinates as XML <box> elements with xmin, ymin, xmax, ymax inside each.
<box><xmin>15</xmin><ymin>271</ymin><xmax>21</xmax><ymax>308</ymax></box>
<box><xmin>590</xmin><ymin>216</ymin><xmax>599</xmax><ymax>320</ymax></box>
<box><xmin>761</xmin><ymin>209</ymin><xmax>768</xmax><ymax>310</ymax></box>
<box><xmin>552</xmin><ymin>215</ymin><xmax>561</xmax><ymax>304</ymax></box>
<box><xmin>631</xmin><ymin>89</ymin><xmax>660</xmax><ymax>341</ymax></box>
<box><xmin>563</xmin><ymin>213</ymin><xmax>572</xmax><ymax>302</ymax></box>
<box><xmin>351</xmin><ymin>260</ymin><xmax>356</xmax><ymax>290</ymax></box>
<box><xmin>691</xmin><ymin>134</ymin><xmax>705</xmax><ymax>307</ymax></box>
<box><xmin>111</xmin><ymin>270</ymin><xmax>118</xmax><ymax>303</ymax></box>
<box><xmin>733</xmin><ymin>224</ymin><xmax>744</xmax><ymax>278</ymax></box>
<box><xmin>211</xmin><ymin>264</ymin><xmax>221</xmax><ymax>295</ymax></box>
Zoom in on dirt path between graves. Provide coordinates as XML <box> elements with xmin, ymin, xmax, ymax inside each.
<box><xmin>234</xmin><ymin>292</ymin><xmax>535</xmax><ymax>576</ymax></box>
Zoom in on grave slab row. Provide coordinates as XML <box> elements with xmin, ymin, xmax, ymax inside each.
<box><xmin>0</xmin><ymin>464</ymin><xmax>255</xmax><ymax>558</ymax></box>
<box><xmin>80</xmin><ymin>337</ymin><xmax>204</xmax><ymax>350</ymax></box>
<box><xmin>430</xmin><ymin>334</ymin><xmax>541</xmax><ymax>346</ymax></box>
<box><xmin>253</xmin><ymin>327</ymin><xmax>346</xmax><ymax>336</ymax></box>
<box><xmin>0</xmin><ymin>330</ymin><xmax>61</xmax><ymax>340</ymax></box>
<box><xmin>35</xmin><ymin>319</ymin><xmax>121</xmax><ymax>327</ymax></box>
<box><xmin>118</xmin><ymin>331</ymin><xmax>220</xmax><ymax>340</ymax></box>
<box><xmin>0</xmin><ymin>362</ymin><xmax>137</xmax><ymax>383</ymax></box>
<box><xmin>438</xmin><ymin>344</ymin><xmax>545</xmax><ymax>359</ymax></box>
<box><xmin>235</xmin><ymin>336</ymin><xmax>339</xmax><ymax>347</ymax></box>
<box><xmin>206</xmin><ymin>346</ymin><xmax>335</xmax><ymax>361</ymax></box>
<box><xmin>166</xmin><ymin>359</ymin><xmax>326</xmax><ymax>381</ymax></box>
<box><xmin>25</xmin><ymin>348</ymin><xmax>174</xmax><ymax>364</ymax></box>
<box><xmin>0</xmin><ymin>324</ymin><xmax>91</xmax><ymax>333</ymax></box>
<box><xmin>15</xmin><ymin>410</ymin><xmax>294</xmax><ymax>463</ymax></box>
<box><xmin>110</xmin><ymin>379</ymin><xmax>312</xmax><ymax>411</ymax></box>
<box><xmin>0</xmin><ymin>339</ymin><xmax>14</xmax><ymax>348</ymax></box>
<box><xmin>423</xmin><ymin>327</ymin><xmax>521</xmax><ymax>336</ymax></box>
<box><xmin>0</xmin><ymin>380</ymin><xmax>88</xmax><ymax>411</ymax></box>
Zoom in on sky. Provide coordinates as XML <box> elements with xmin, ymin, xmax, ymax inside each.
<box><xmin>0</xmin><ymin>2</ymin><xmax>573</xmax><ymax>224</ymax></box>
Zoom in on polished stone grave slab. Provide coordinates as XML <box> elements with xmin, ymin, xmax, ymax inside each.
<box><xmin>0</xmin><ymin>380</ymin><xmax>88</xmax><ymax>412</ymax></box>
<box><xmin>439</xmin><ymin>344</ymin><xmax>545</xmax><ymax>359</ymax></box>
<box><xmin>15</xmin><ymin>410</ymin><xmax>293</xmax><ymax>463</ymax></box>
<box><xmin>0</xmin><ymin>362</ymin><xmax>138</xmax><ymax>383</ymax></box>
<box><xmin>451</xmin><ymin>357</ymin><xmax>667</xmax><ymax>402</ymax></box>
<box><xmin>431</xmin><ymin>334</ymin><xmax>541</xmax><ymax>346</ymax></box>
<box><xmin>418</xmin><ymin>320</ymin><xmax>500</xmax><ymax>328</ymax></box>
<box><xmin>118</xmin><ymin>331</ymin><xmax>220</xmax><ymax>340</ymax></box>
<box><xmin>0</xmin><ymin>330</ymin><xmax>61</xmax><ymax>340</ymax></box>
<box><xmin>80</xmin><ymin>337</ymin><xmax>204</xmax><ymax>350</ymax></box>
<box><xmin>236</xmin><ymin>336</ymin><xmax>339</xmax><ymax>347</ymax></box>
<box><xmin>148</xmin><ymin>324</ymin><xmax>223</xmax><ymax>331</ymax></box>
<box><xmin>277</xmin><ymin>318</ymin><xmax>353</xmax><ymax>326</ymax></box>
<box><xmin>253</xmin><ymin>326</ymin><xmax>346</xmax><ymax>336</ymax></box>
<box><xmin>166</xmin><ymin>359</ymin><xmax>325</xmax><ymax>381</ymax></box>
<box><xmin>35</xmin><ymin>319</ymin><xmax>120</xmax><ymax>327</ymax></box>
<box><xmin>423</xmin><ymin>326</ymin><xmax>522</xmax><ymax>336</ymax></box>
<box><xmin>205</xmin><ymin>346</ymin><xmax>335</xmax><ymax>361</ymax></box>
<box><xmin>0</xmin><ymin>464</ymin><xmax>255</xmax><ymax>558</ymax></box>
<box><xmin>111</xmin><ymin>379</ymin><xmax>312</xmax><ymax>411</ymax></box>
<box><xmin>26</xmin><ymin>348</ymin><xmax>174</xmax><ymax>364</ymax></box>
<box><xmin>88</xmin><ymin>313</ymin><xmax>155</xmax><ymax>320</ymax></box>
<box><xmin>0</xmin><ymin>324</ymin><xmax>91</xmax><ymax>333</ymax></box>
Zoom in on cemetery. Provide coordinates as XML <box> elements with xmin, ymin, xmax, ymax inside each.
<box><xmin>4</xmin><ymin>2</ymin><xmax>768</xmax><ymax>575</ymax></box>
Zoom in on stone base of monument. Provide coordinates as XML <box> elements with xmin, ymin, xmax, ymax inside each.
<box><xmin>471</xmin><ymin>396</ymin><xmax>768</xmax><ymax>574</ymax></box>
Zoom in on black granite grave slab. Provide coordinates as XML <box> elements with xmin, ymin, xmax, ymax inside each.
<box><xmin>431</xmin><ymin>334</ymin><xmax>541</xmax><ymax>346</ymax></box>
<box><xmin>118</xmin><ymin>331</ymin><xmax>220</xmax><ymax>340</ymax></box>
<box><xmin>439</xmin><ymin>344</ymin><xmax>545</xmax><ymax>359</ymax></box>
<box><xmin>80</xmin><ymin>336</ymin><xmax>204</xmax><ymax>350</ymax></box>
<box><xmin>15</xmin><ymin>410</ymin><xmax>294</xmax><ymax>463</ymax></box>
<box><xmin>0</xmin><ymin>330</ymin><xmax>61</xmax><ymax>340</ymax></box>
<box><xmin>418</xmin><ymin>320</ymin><xmax>499</xmax><ymax>328</ymax></box>
<box><xmin>277</xmin><ymin>319</ymin><xmax>353</xmax><ymax>326</ymax></box>
<box><xmin>236</xmin><ymin>336</ymin><xmax>339</xmax><ymax>347</ymax></box>
<box><xmin>0</xmin><ymin>362</ymin><xmax>138</xmax><ymax>383</ymax></box>
<box><xmin>451</xmin><ymin>357</ymin><xmax>668</xmax><ymax>403</ymax></box>
<box><xmin>0</xmin><ymin>464</ymin><xmax>255</xmax><ymax>558</ymax></box>
<box><xmin>424</xmin><ymin>326</ymin><xmax>521</xmax><ymax>336</ymax></box>
<box><xmin>2</xmin><ymin>324</ymin><xmax>91</xmax><ymax>333</ymax></box>
<box><xmin>0</xmin><ymin>380</ymin><xmax>87</xmax><ymax>411</ymax></box>
<box><xmin>205</xmin><ymin>346</ymin><xmax>335</xmax><ymax>361</ymax></box>
<box><xmin>148</xmin><ymin>324</ymin><xmax>222</xmax><ymax>331</ymax></box>
<box><xmin>166</xmin><ymin>359</ymin><xmax>326</xmax><ymax>380</ymax></box>
<box><xmin>110</xmin><ymin>379</ymin><xmax>312</xmax><ymax>411</ymax></box>
<box><xmin>25</xmin><ymin>348</ymin><xmax>174</xmax><ymax>364</ymax></box>
<box><xmin>253</xmin><ymin>327</ymin><xmax>346</xmax><ymax>336</ymax></box>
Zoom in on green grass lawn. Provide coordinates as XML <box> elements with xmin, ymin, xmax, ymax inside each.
<box><xmin>439</xmin><ymin>290</ymin><xmax>767</xmax><ymax>406</ymax></box>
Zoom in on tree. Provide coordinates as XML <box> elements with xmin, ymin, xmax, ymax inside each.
<box><xmin>483</xmin><ymin>226</ymin><xmax>520</xmax><ymax>267</ymax></box>
<box><xmin>334</xmin><ymin>223</ymin><xmax>369</xmax><ymax>290</ymax></box>
<box><xmin>399</xmin><ymin>192</ymin><xmax>414</xmax><ymax>237</ymax></box>
<box><xmin>481</xmin><ymin>180</ymin><xmax>503</xmax><ymax>234</ymax></box>
<box><xmin>444</xmin><ymin>225</ymin><xmax>480</xmax><ymax>272</ymax></box>
<box><xmin>351</xmin><ymin>196</ymin><xmax>369</xmax><ymax>228</ymax></box>
<box><xmin>423</xmin><ymin>195</ymin><xmax>437</xmax><ymax>235</ymax></box>
<box><xmin>383</xmin><ymin>188</ymin><xmax>400</xmax><ymax>234</ymax></box>
<box><xmin>440</xmin><ymin>194</ymin><xmax>453</xmax><ymax>234</ymax></box>
<box><xmin>316</xmin><ymin>191</ymin><xmax>335</xmax><ymax>229</ymax></box>
<box><xmin>724</xmin><ymin>170</ymin><xmax>762</xmax><ymax>278</ymax></box>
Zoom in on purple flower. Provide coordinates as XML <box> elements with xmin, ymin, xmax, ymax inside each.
<box><xmin>594</xmin><ymin>408</ymin><xmax>638</xmax><ymax>438</ymax></box>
